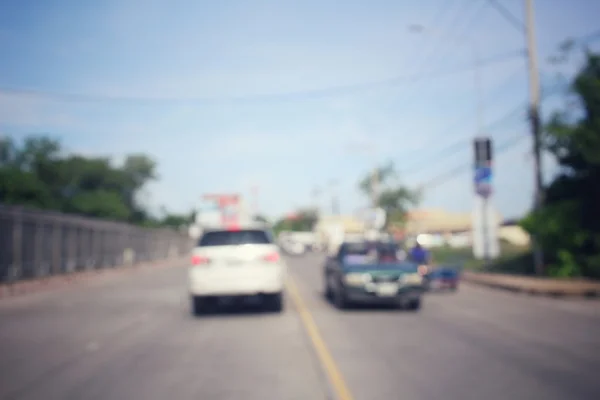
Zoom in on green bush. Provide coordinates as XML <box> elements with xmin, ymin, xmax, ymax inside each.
<box><xmin>430</xmin><ymin>243</ymin><xmax>531</xmax><ymax>275</ymax></box>
<box><xmin>518</xmin><ymin>51</ymin><xmax>600</xmax><ymax>279</ymax></box>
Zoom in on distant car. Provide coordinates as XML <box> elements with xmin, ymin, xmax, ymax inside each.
<box><xmin>424</xmin><ymin>266</ymin><xmax>460</xmax><ymax>291</ymax></box>
<box><xmin>188</xmin><ymin>225</ymin><xmax>286</xmax><ymax>315</ymax></box>
<box><xmin>323</xmin><ymin>241</ymin><xmax>425</xmax><ymax>311</ymax></box>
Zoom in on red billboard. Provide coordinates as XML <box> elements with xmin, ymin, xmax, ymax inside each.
<box><xmin>202</xmin><ymin>194</ymin><xmax>240</xmax><ymax>229</ymax></box>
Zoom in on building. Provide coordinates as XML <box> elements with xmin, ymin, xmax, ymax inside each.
<box><xmin>312</xmin><ymin>208</ymin><xmax>530</xmax><ymax>248</ymax></box>
<box><xmin>313</xmin><ymin>215</ymin><xmax>365</xmax><ymax>240</ymax></box>
<box><xmin>404</xmin><ymin>208</ymin><xmax>530</xmax><ymax>247</ymax></box>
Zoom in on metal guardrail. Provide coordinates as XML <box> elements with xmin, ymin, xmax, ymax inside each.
<box><xmin>0</xmin><ymin>205</ymin><xmax>194</xmax><ymax>283</ymax></box>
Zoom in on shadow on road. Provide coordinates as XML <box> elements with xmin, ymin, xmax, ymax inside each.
<box><xmin>316</xmin><ymin>290</ymin><xmax>421</xmax><ymax>314</ymax></box>
<box><xmin>190</xmin><ymin>298</ymin><xmax>282</xmax><ymax>319</ymax></box>
<box><xmin>424</xmin><ymin>289</ymin><xmax>460</xmax><ymax>295</ymax></box>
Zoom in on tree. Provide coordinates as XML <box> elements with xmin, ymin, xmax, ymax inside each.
<box><xmin>119</xmin><ymin>154</ymin><xmax>158</xmax><ymax>222</ymax></box>
<box><xmin>0</xmin><ymin>134</ymin><xmax>161</xmax><ymax>226</ymax></box>
<box><xmin>358</xmin><ymin>161</ymin><xmax>420</xmax><ymax>227</ymax></box>
<box><xmin>273</xmin><ymin>209</ymin><xmax>318</xmax><ymax>235</ymax></box>
<box><xmin>0</xmin><ymin>135</ymin><xmax>63</xmax><ymax>210</ymax></box>
<box><xmin>521</xmin><ymin>50</ymin><xmax>600</xmax><ymax>278</ymax></box>
<box><xmin>0</xmin><ymin>137</ymin><xmax>15</xmax><ymax>165</ymax></box>
<box><xmin>58</xmin><ymin>155</ymin><xmax>128</xmax><ymax>216</ymax></box>
<box><xmin>254</xmin><ymin>214</ymin><xmax>270</xmax><ymax>224</ymax></box>
<box><xmin>69</xmin><ymin>190</ymin><xmax>132</xmax><ymax>221</ymax></box>
<box><xmin>155</xmin><ymin>207</ymin><xmax>195</xmax><ymax>229</ymax></box>
<box><xmin>0</xmin><ymin>166</ymin><xmax>55</xmax><ymax>209</ymax></box>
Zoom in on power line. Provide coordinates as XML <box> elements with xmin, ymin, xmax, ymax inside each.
<box><xmin>394</xmin><ymin>64</ymin><xmax>526</xmax><ymax>168</ymax></box>
<box><xmin>392</xmin><ymin>27</ymin><xmax>598</xmax><ymax>117</ymax></box>
<box><xmin>2</xmin><ymin>31</ymin><xmax>595</xmax><ymax>106</ymax></box>
<box><xmin>411</xmin><ymin>0</ymin><xmax>482</xmax><ymax>74</ymax></box>
<box><xmin>405</xmin><ymin>0</ymin><xmax>467</xmax><ymax>77</ymax></box>
<box><xmin>413</xmin><ymin>83</ymin><xmax>566</xmax><ymax>189</ymax></box>
<box><xmin>487</xmin><ymin>0</ymin><xmax>526</xmax><ymax>33</ymax></box>
<box><xmin>387</xmin><ymin>2</ymin><xmax>496</xmax><ymax>136</ymax></box>
<box><xmin>394</xmin><ymin>1</ymin><xmax>488</xmax><ymax>111</ymax></box>
<box><xmin>421</xmin><ymin>129</ymin><xmax>528</xmax><ymax>189</ymax></box>
<box><xmin>332</xmin><ymin>1</ymin><xmax>466</xmax><ymax>187</ymax></box>
<box><xmin>399</xmin><ymin>76</ymin><xmax>553</xmax><ymax>177</ymax></box>
<box><xmin>427</xmin><ymin>0</ymin><xmax>489</xmax><ymax>65</ymax></box>
<box><xmin>400</xmin><ymin>101</ymin><xmax>526</xmax><ymax>175</ymax></box>
<box><xmin>398</xmin><ymin>0</ymin><xmax>457</xmax><ymax>79</ymax></box>
<box><xmin>398</xmin><ymin>27</ymin><xmax>600</xmax><ymax>173</ymax></box>
<box><xmin>0</xmin><ymin>49</ymin><xmax>524</xmax><ymax>105</ymax></box>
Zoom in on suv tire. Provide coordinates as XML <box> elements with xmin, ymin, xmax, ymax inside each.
<box><xmin>264</xmin><ymin>292</ymin><xmax>284</xmax><ymax>313</ymax></box>
<box><xmin>191</xmin><ymin>296</ymin><xmax>208</xmax><ymax>316</ymax></box>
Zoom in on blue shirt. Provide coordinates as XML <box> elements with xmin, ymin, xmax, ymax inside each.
<box><xmin>410</xmin><ymin>246</ymin><xmax>428</xmax><ymax>264</ymax></box>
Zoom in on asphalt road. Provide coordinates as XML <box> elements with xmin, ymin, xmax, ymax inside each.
<box><xmin>1</xmin><ymin>253</ymin><xmax>599</xmax><ymax>400</ymax></box>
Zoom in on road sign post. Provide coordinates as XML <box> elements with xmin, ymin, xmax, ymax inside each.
<box><xmin>472</xmin><ymin>137</ymin><xmax>499</xmax><ymax>264</ymax></box>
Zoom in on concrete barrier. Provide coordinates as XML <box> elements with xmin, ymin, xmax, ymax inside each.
<box><xmin>0</xmin><ymin>257</ymin><xmax>189</xmax><ymax>300</ymax></box>
<box><xmin>462</xmin><ymin>271</ymin><xmax>600</xmax><ymax>298</ymax></box>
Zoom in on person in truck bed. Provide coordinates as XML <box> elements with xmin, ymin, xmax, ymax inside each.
<box><xmin>409</xmin><ymin>240</ymin><xmax>431</xmax><ymax>265</ymax></box>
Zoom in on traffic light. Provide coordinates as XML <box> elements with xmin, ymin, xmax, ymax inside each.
<box><xmin>473</xmin><ymin>137</ymin><xmax>493</xmax><ymax>166</ymax></box>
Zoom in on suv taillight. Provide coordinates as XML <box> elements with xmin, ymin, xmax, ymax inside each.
<box><xmin>191</xmin><ymin>255</ymin><xmax>210</xmax><ymax>265</ymax></box>
<box><xmin>263</xmin><ymin>252</ymin><xmax>280</xmax><ymax>263</ymax></box>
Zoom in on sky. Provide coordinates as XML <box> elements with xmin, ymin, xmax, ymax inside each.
<box><xmin>1</xmin><ymin>0</ymin><xmax>599</xmax><ymax>221</ymax></box>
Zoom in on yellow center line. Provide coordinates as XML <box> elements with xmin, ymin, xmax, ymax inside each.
<box><xmin>285</xmin><ymin>277</ymin><xmax>355</xmax><ymax>400</ymax></box>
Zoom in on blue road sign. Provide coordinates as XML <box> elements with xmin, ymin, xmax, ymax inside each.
<box><xmin>474</xmin><ymin>166</ymin><xmax>493</xmax><ymax>198</ymax></box>
<box><xmin>474</xmin><ymin>167</ymin><xmax>491</xmax><ymax>183</ymax></box>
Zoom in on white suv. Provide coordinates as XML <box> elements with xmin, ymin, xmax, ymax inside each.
<box><xmin>188</xmin><ymin>226</ymin><xmax>286</xmax><ymax>314</ymax></box>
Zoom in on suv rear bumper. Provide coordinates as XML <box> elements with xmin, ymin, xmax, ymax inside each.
<box><xmin>189</xmin><ymin>269</ymin><xmax>285</xmax><ymax>296</ymax></box>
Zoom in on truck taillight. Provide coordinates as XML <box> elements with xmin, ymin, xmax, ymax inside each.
<box><xmin>191</xmin><ymin>255</ymin><xmax>210</xmax><ymax>265</ymax></box>
<box><xmin>263</xmin><ymin>252</ymin><xmax>280</xmax><ymax>263</ymax></box>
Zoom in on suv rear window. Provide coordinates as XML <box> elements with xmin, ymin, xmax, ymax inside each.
<box><xmin>198</xmin><ymin>229</ymin><xmax>272</xmax><ymax>247</ymax></box>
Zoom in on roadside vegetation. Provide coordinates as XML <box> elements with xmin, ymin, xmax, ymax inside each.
<box><xmin>273</xmin><ymin>209</ymin><xmax>318</xmax><ymax>236</ymax></box>
<box><xmin>519</xmin><ymin>48</ymin><xmax>600</xmax><ymax>278</ymax></box>
<box><xmin>429</xmin><ymin>242</ymin><xmax>533</xmax><ymax>275</ymax></box>
<box><xmin>272</xmin><ymin>161</ymin><xmax>419</xmax><ymax>235</ymax></box>
<box><xmin>0</xmin><ymin>136</ymin><xmax>193</xmax><ymax>228</ymax></box>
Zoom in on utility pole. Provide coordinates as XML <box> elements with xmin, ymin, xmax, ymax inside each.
<box><xmin>525</xmin><ymin>0</ymin><xmax>545</xmax><ymax>275</ymax></box>
<box><xmin>329</xmin><ymin>180</ymin><xmax>339</xmax><ymax>215</ymax></box>
<box><xmin>371</xmin><ymin>168</ymin><xmax>379</xmax><ymax>208</ymax></box>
